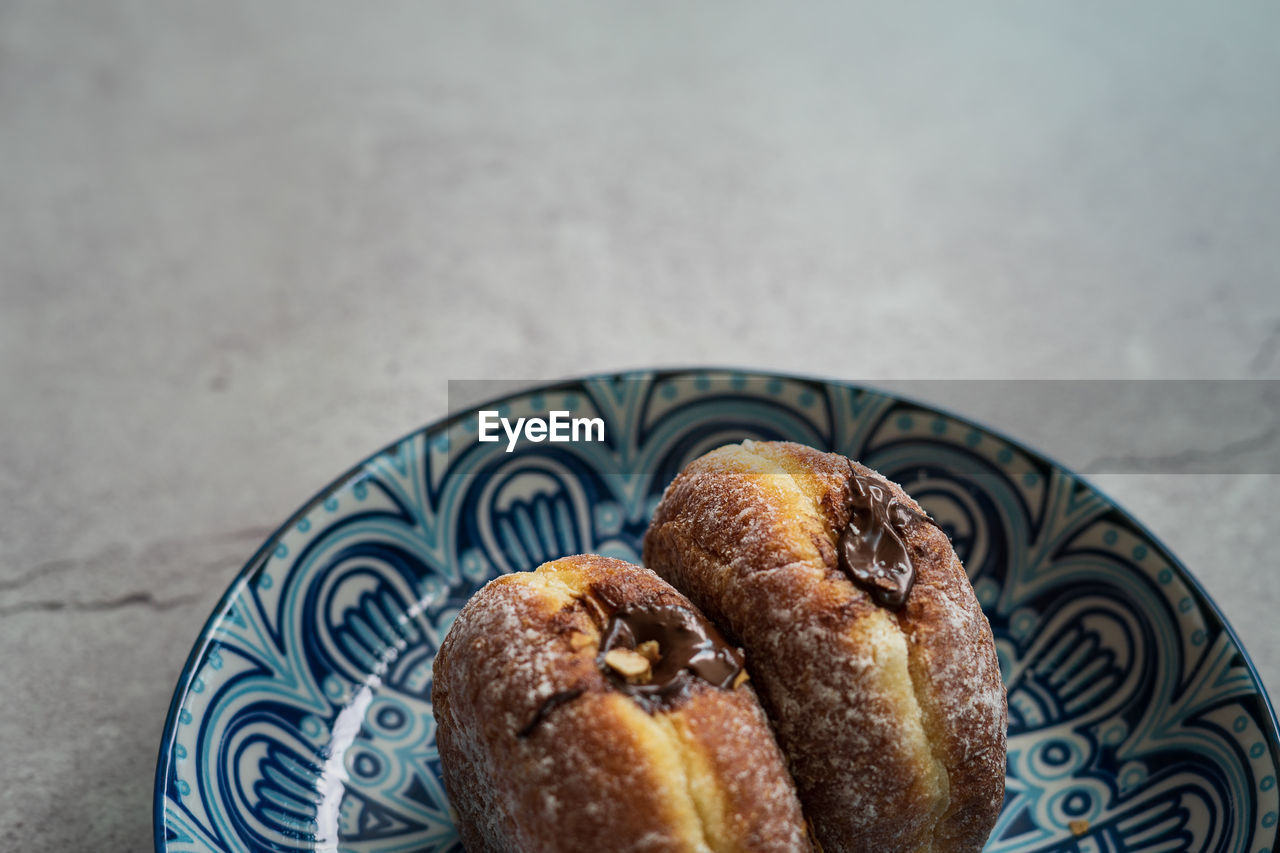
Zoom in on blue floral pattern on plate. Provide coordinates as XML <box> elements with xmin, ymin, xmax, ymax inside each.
<box><xmin>155</xmin><ymin>370</ymin><xmax>1280</xmax><ymax>852</ymax></box>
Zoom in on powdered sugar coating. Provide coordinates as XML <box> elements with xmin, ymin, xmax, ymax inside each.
<box><xmin>644</xmin><ymin>441</ymin><xmax>1007</xmax><ymax>853</ymax></box>
<box><xmin>432</xmin><ymin>554</ymin><xmax>812</xmax><ymax>853</ymax></box>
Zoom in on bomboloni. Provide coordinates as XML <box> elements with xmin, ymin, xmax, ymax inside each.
<box><xmin>431</xmin><ymin>554</ymin><xmax>811</xmax><ymax>853</ymax></box>
<box><xmin>644</xmin><ymin>440</ymin><xmax>1007</xmax><ymax>853</ymax></box>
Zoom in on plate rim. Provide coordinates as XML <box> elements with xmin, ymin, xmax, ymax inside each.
<box><xmin>153</xmin><ymin>366</ymin><xmax>1280</xmax><ymax>852</ymax></box>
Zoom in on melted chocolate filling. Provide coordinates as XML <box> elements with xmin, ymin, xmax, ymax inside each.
<box><xmin>518</xmin><ymin>597</ymin><xmax>745</xmax><ymax>736</ymax></box>
<box><xmin>837</xmin><ymin>467</ymin><xmax>941</xmax><ymax>609</ymax></box>
<box><xmin>596</xmin><ymin>603</ymin><xmax>744</xmax><ymax>710</ymax></box>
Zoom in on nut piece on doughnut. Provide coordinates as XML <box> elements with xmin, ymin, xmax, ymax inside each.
<box><xmin>643</xmin><ymin>441</ymin><xmax>1008</xmax><ymax>853</ymax></box>
<box><xmin>432</xmin><ymin>554</ymin><xmax>812</xmax><ymax>853</ymax></box>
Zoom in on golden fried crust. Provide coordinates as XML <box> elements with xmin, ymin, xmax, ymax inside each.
<box><xmin>643</xmin><ymin>442</ymin><xmax>1007</xmax><ymax>853</ymax></box>
<box><xmin>432</xmin><ymin>554</ymin><xmax>812</xmax><ymax>853</ymax></box>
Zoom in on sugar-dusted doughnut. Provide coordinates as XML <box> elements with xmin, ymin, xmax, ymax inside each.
<box><xmin>644</xmin><ymin>441</ymin><xmax>1006</xmax><ymax>852</ymax></box>
<box><xmin>432</xmin><ymin>554</ymin><xmax>812</xmax><ymax>852</ymax></box>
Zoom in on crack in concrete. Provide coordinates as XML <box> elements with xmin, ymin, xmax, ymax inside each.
<box><xmin>0</xmin><ymin>558</ymin><xmax>78</xmax><ymax>593</ymax></box>
<box><xmin>1080</xmin><ymin>422</ymin><xmax>1280</xmax><ymax>474</ymax></box>
<box><xmin>0</xmin><ymin>525</ymin><xmax>275</xmax><ymax>617</ymax></box>
<box><xmin>0</xmin><ymin>591</ymin><xmax>205</xmax><ymax>618</ymax></box>
<box><xmin>1249</xmin><ymin>319</ymin><xmax>1280</xmax><ymax>374</ymax></box>
<box><xmin>0</xmin><ymin>524</ymin><xmax>275</xmax><ymax>590</ymax></box>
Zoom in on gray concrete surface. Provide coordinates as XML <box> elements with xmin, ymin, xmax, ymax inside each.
<box><xmin>2</xmin><ymin>1</ymin><xmax>1278</xmax><ymax>849</ymax></box>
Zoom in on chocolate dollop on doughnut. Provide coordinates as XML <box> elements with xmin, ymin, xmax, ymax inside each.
<box><xmin>596</xmin><ymin>603</ymin><xmax>745</xmax><ymax>708</ymax></box>
<box><xmin>838</xmin><ymin>468</ymin><xmax>944</xmax><ymax>609</ymax></box>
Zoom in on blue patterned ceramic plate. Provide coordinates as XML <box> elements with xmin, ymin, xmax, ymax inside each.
<box><xmin>155</xmin><ymin>370</ymin><xmax>1280</xmax><ymax>852</ymax></box>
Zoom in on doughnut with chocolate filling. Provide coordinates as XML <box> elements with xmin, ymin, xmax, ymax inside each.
<box><xmin>644</xmin><ymin>441</ymin><xmax>1007</xmax><ymax>853</ymax></box>
<box><xmin>432</xmin><ymin>554</ymin><xmax>811</xmax><ymax>853</ymax></box>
